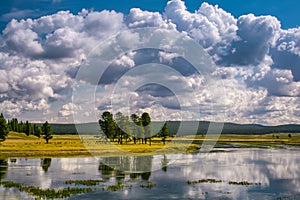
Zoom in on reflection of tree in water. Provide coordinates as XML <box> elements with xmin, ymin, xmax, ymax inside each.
<box><xmin>41</xmin><ymin>158</ymin><xmax>52</xmax><ymax>173</ymax></box>
<box><xmin>0</xmin><ymin>159</ymin><xmax>8</xmax><ymax>181</ymax></box>
<box><xmin>161</xmin><ymin>155</ymin><xmax>168</xmax><ymax>172</ymax></box>
<box><xmin>98</xmin><ymin>156</ymin><xmax>153</xmax><ymax>182</ymax></box>
<box><xmin>98</xmin><ymin>162</ymin><xmax>114</xmax><ymax>181</ymax></box>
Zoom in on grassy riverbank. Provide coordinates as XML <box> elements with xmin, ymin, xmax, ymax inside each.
<box><xmin>1</xmin><ymin>132</ymin><xmax>300</xmax><ymax>158</ymax></box>
<box><xmin>0</xmin><ymin>132</ymin><xmax>199</xmax><ymax>158</ymax></box>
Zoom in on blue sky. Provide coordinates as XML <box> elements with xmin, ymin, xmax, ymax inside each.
<box><xmin>0</xmin><ymin>0</ymin><xmax>299</xmax><ymax>125</ymax></box>
<box><xmin>0</xmin><ymin>0</ymin><xmax>299</xmax><ymax>31</ymax></box>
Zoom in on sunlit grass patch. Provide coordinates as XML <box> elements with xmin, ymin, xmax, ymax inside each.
<box><xmin>140</xmin><ymin>182</ymin><xmax>156</xmax><ymax>188</ymax></box>
<box><xmin>187</xmin><ymin>179</ymin><xmax>222</xmax><ymax>184</ymax></box>
<box><xmin>65</xmin><ymin>179</ymin><xmax>104</xmax><ymax>186</ymax></box>
<box><xmin>1</xmin><ymin>181</ymin><xmax>92</xmax><ymax>199</ymax></box>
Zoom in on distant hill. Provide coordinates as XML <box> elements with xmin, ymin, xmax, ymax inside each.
<box><xmin>42</xmin><ymin>121</ymin><xmax>300</xmax><ymax>135</ymax></box>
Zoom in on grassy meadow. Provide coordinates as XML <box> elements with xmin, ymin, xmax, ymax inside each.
<box><xmin>0</xmin><ymin>132</ymin><xmax>199</xmax><ymax>158</ymax></box>
<box><xmin>1</xmin><ymin>132</ymin><xmax>300</xmax><ymax>158</ymax></box>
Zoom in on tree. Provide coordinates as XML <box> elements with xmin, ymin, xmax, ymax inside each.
<box><xmin>7</xmin><ymin>120</ymin><xmax>12</xmax><ymax>132</ymax></box>
<box><xmin>11</xmin><ymin>118</ymin><xmax>18</xmax><ymax>132</ymax></box>
<box><xmin>33</xmin><ymin>124</ymin><xmax>42</xmax><ymax>138</ymax></box>
<box><xmin>25</xmin><ymin>121</ymin><xmax>30</xmax><ymax>136</ymax></box>
<box><xmin>0</xmin><ymin>159</ymin><xmax>8</xmax><ymax>181</ymax></box>
<box><xmin>159</xmin><ymin>122</ymin><xmax>169</xmax><ymax>145</ymax></box>
<box><xmin>99</xmin><ymin>111</ymin><xmax>117</xmax><ymax>142</ymax></box>
<box><xmin>42</xmin><ymin>121</ymin><xmax>53</xmax><ymax>144</ymax></box>
<box><xmin>18</xmin><ymin>121</ymin><xmax>25</xmax><ymax>133</ymax></box>
<box><xmin>115</xmin><ymin>112</ymin><xmax>132</xmax><ymax>144</ymax></box>
<box><xmin>141</xmin><ymin>112</ymin><xmax>152</xmax><ymax>145</ymax></box>
<box><xmin>131</xmin><ymin>114</ymin><xmax>139</xmax><ymax>144</ymax></box>
<box><xmin>0</xmin><ymin>113</ymin><xmax>9</xmax><ymax>143</ymax></box>
<box><xmin>137</xmin><ymin>117</ymin><xmax>145</xmax><ymax>144</ymax></box>
<box><xmin>131</xmin><ymin>114</ymin><xmax>145</xmax><ymax>144</ymax></box>
<box><xmin>161</xmin><ymin>154</ymin><xmax>168</xmax><ymax>172</ymax></box>
<box><xmin>41</xmin><ymin>158</ymin><xmax>52</xmax><ymax>173</ymax></box>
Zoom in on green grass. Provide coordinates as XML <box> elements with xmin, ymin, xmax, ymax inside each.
<box><xmin>1</xmin><ymin>132</ymin><xmax>300</xmax><ymax>158</ymax></box>
<box><xmin>0</xmin><ymin>132</ymin><xmax>200</xmax><ymax>158</ymax></box>
<box><xmin>1</xmin><ymin>181</ymin><xmax>92</xmax><ymax>199</ymax></box>
<box><xmin>185</xmin><ymin>133</ymin><xmax>300</xmax><ymax>149</ymax></box>
<box><xmin>140</xmin><ymin>182</ymin><xmax>156</xmax><ymax>188</ymax></box>
<box><xmin>186</xmin><ymin>179</ymin><xmax>261</xmax><ymax>186</ymax></box>
<box><xmin>104</xmin><ymin>182</ymin><xmax>133</xmax><ymax>191</ymax></box>
<box><xmin>66</xmin><ymin>179</ymin><xmax>104</xmax><ymax>186</ymax></box>
<box><xmin>187</xmin><ymin>179</ymin><xmax>222</xmax><ymax>184</ymax></box>
<box><xmin>228</xmin><ymin>181</ymin><xmax>252</xmax><ymax>186</ymax></box>
<box><xmin>0</xmin><ymin>132</ymin><xmax>90</xmax><ymax>158</ymax></box>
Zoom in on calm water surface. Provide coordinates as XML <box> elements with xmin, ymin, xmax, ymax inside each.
<box><xmin>1</xmin><ymin>148</ymin><xmax>300</xmax><ymax>199</ymax></box>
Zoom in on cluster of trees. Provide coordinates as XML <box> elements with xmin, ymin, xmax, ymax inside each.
<box><xmin>99</xmin><ymin>111</ymin><xmax>169</xmax><ymax>145</ymax></box>
<box><xmin>0</xmin><ymin>113</ymin><xmax>9</xmax><ymax>143</ymax></box>
<box><xmin>8</xmin><ymin>118</ymin><xmax>42</xmax><ymax>137</ymax></box>
<box><xmin>0</xmin><ymin>113</ymin><xmax>53</xmax><ymax>144</ymax></box>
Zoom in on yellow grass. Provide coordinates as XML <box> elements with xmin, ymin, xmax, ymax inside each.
<box><xmin>0</xmin><ymin>132</ymin><xmax>199</xmax><ymax>158</ymax></box>
<box><xmin>0</xmin><ymin>132</ymin><xmax>90</xmax><ymax>158</ymax></box>
<box><xmin>177</xmin><ymin>133</ymin><xmax>300</xmax><ymax>148</ymax></box>
<box><xmin>1</xmin><ymin>132</ymin><xmax>300</xmax><ymax>158</ymax></box>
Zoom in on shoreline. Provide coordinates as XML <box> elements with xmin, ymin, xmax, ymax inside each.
<box><xmin>1</xmin><ymin>132</ymin><xmax>300</xmax><ymax>159</ymax></box>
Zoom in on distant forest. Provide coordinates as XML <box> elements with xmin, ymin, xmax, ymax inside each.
<box><xmin>46</xmin><ymin>121</ymin><xmax>300</xmax><ymax>135</ymax></box>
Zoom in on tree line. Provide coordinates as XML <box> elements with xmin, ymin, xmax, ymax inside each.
<box><xmin>0</xmin><ymin>113</ymin><xmax>53</xmax><ymax>144</ymax></box>
<box><xmin>8</xmin><ymin>118</ymin><xmax>42</xmax><ymax>137</ymax></box>
<box><xmin>99</xmin><ymin>111</ymin><xmax>169</xmax><ymax>145</ymax></box>
<box><xmin>0</xmin><ymin>111</ymin><xmax>170</xmax><ymax>145</ymax></box>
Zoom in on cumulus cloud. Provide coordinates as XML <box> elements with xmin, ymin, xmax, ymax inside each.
<box><xmin>164</xmin><ymin>0</ymin><xmax>238</xmax><ymax>55</ymax></box>
<box><xmin>2</xmin><ymin>10</ymin><xmax>124</xmax><ymax>59</ymax></box>
<box><xmin>0</xmin><ymin>0</ymin><xmax>299</xmax><ymax>125</ymax></box>
<box><xmin>59</xmin><ymin>103</ymin><xmax>81</xmax><ymax>117</ymax></box>
<box><xmin>126</xmin><ymin>8</ymin><xmax>174</xmax><ymax>29</ymax></box>
<box><xmin>0</xmin><ymin>9</ymin><xmax>125</xmax><ymax>121</ymax></box>
<box><xmin>246</xmin><ymin>65</ymin><xmax>300</xmax><ymax>97</ymax></box>
<box><xmin>271</xmin><ymin>28</ymin><xmax>300</xmax><ymax>81</ymax></box>
<box><xmin>221</xmin><ymin>14</ymin><xmax>281</xmax><ymax>66</ymax></box>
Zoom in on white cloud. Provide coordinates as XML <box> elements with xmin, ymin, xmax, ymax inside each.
<box><xmin>0</xmin><ymin>0</ymin><xmax>299</xmax><ymax>125</ymax></box>
<box><xmin>164</xmin><ymin>1</ymin><xmax>238</xmax><ymax>54</ymax></box>
<box><xmin>1</xmin><ymin>8</ymin><xmax>40</xmax><ymax>21</ymax></box>
<box><xmin>271</xmin><ymin>27</ymin><xmax>300</xmax><ymax>81</ymax></box>
<box><xmin>59</xmin><ymin>102</ymin><xmax>80</xmax><ymax>117</ymax></box>
<box><xmin>246</xmin><ymin>66</ymin><xmax>300</xmax><ymax>97</ymax></box>
<box><xmin>126</xmin><ymin>8</ymin><xmax>175</xmax><ymax>29</ymax></box>
<box><xmin>3</xmin><ymin>19</ymin><xmax>44</xmax><ymax>56</ymax></box>
<box><xmin>220</xmin><ymin>14</ymin><xmax>281</xmax><ymax>66</ymax></box>
<box><xmin>158</xmin><ymin>51</ymin><xmax>179</xmax><ymax>64</ymax></box>
<box><xmin>114</xmin><ymin>53</ymin><xmax>135</xmax><ymax>68</ymax></box>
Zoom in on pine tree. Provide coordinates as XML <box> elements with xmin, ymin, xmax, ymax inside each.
<box><xmin>159</xmin><ymin>123</ymin><xmax>169</xmax><ymax>145</ymax></box>
<box><xmin>0</xmin><ymin>113</ymin><xmax>9</xmax><ymax>142</ymax></box>
<box><xmin>42</xmin><ymin>121</ymin><xmax>53</xmax><ymax>144</ymax></box>
<box><xmin>99</xmin><ymin>111</ymin><xmax>116</xmax><ymax>142</ymax></box>
<box><xmin>141</xmin><ymin>112</ymin><xmax>152</xmax><ymax>146</ymax></box>
<box><xmin>33</xmin><ymin>124</ymin><xmax>42</xmax><ymax>138</ymax></box>
<box><xmin>115</xmin><ymin>112</ymin><xmax>132</xmax><ymax>144</ymax></box>
<box><xmin>25</xmin><ymin>121</ymin><xmax>30</xmax><ymax>136</ymax></box>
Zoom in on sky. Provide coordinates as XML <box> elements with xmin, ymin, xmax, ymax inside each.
<box><xmin>0</xmin><ymin>0</ymin><xmax>299</xmax><ymax>125</ymax></box>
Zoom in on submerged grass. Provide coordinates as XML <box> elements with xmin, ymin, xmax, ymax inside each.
<box><xmin>228</xmin><ymin>181</ymin><xmax>261</xmax><ymax>186</ymax></box>
<box><xmin>140</xmin><ymin>182</ymin><xmax>157</xmax><ymax>188</ymax></box>
<box><xmin>186</xmin><ymin>179</ymin><xmax>261</xmax><ymax>186</ymax></box>
<box><xmin>65</xmin><ymin>179</ymin><xmax>104</xmax><ymax>186</ymax></box>
<box><xmin>1</xmin><ymin>181</ymin><xmax>92</xmax><ymax>199</ymax></box>
<box><xmin>104</xmin><ymin>183</ymin><xmax>133</xmax><ymax>191</ymax></box>
<box><xmin>1</xmin><ymin>179</ymin><xmax>159</xmax><ymax>199</ymax></box>
<box><xmin>187</xmin><ymin>179</ymin><xmax>222</xmax><ymax>184</ymax></box>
